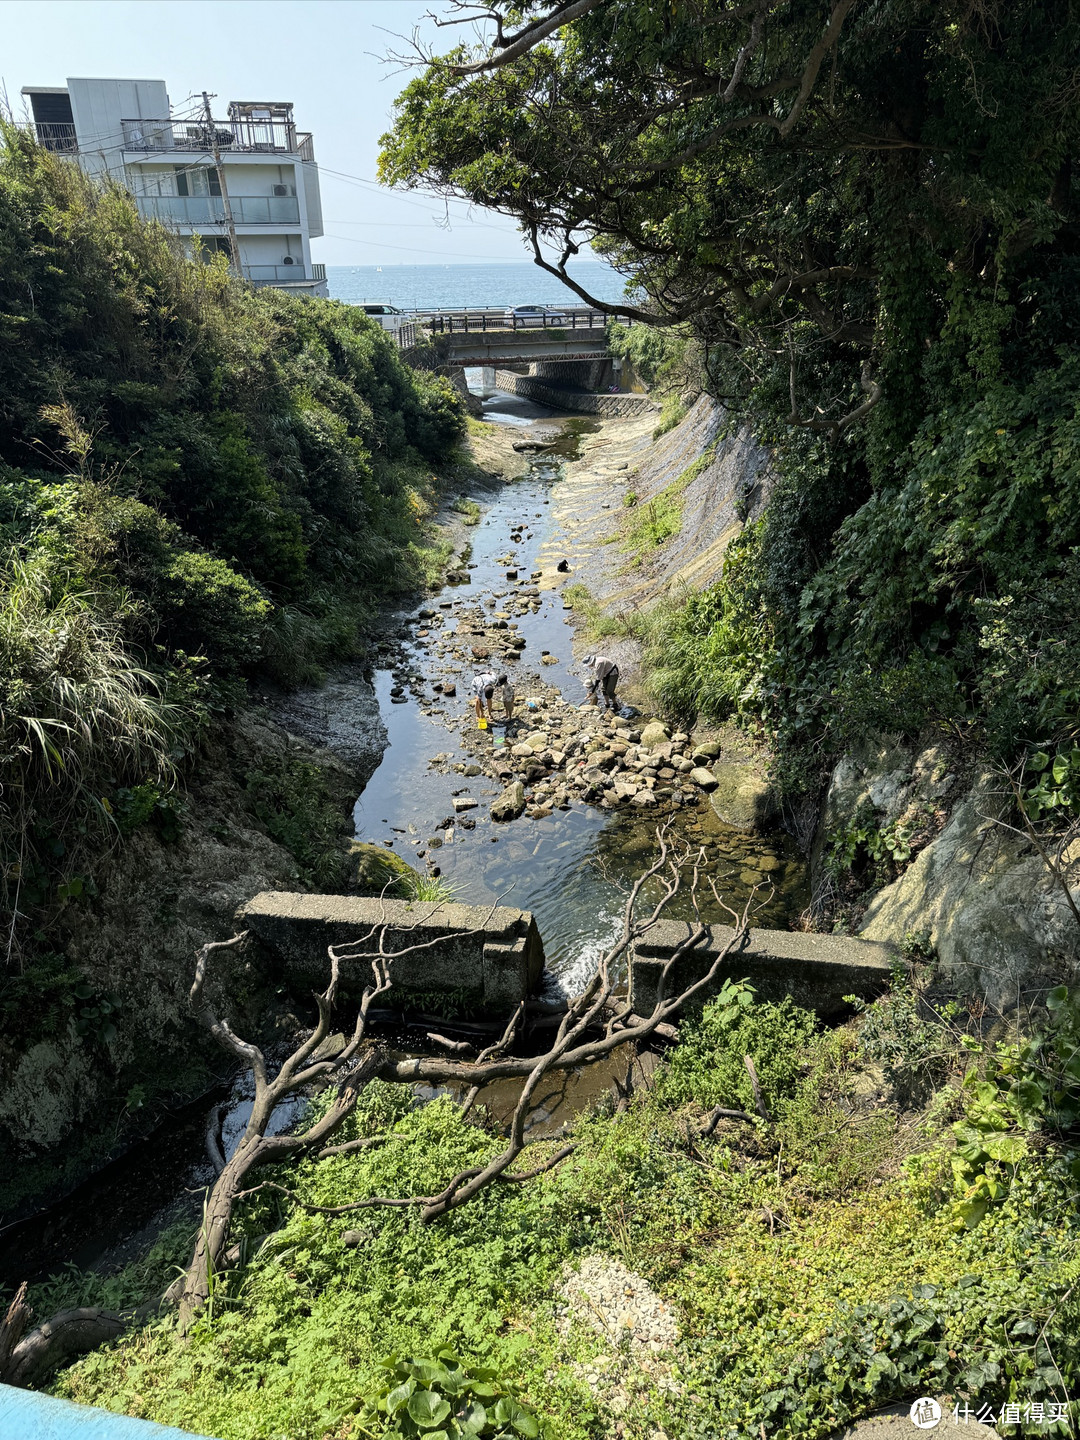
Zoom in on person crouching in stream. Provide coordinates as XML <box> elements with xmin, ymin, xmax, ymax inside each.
<box><xmin>582</xmin><ymin>654</ymin><xmax>620</xmax><ymax>712</ymax></box>
<box><xmin>473</xmin><ymin>671</ymin><xmax>516</xmax><ymax>725</ymax></box>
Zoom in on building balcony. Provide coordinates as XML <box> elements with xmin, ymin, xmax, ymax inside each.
<box><xmin>121</xmin><ymin>117</ymin><xmax>314</xmax><ymax>160</ymax></box>
<box><xmin>135</xmin><ymin>194</ymin><xmax>301</xmax><ymax>226</ymax></box>
<box><xmin>245</xmin><ymin>262</ymin><xmax>326</xmax><ymax>284</ymax></box>
<box><xmin>31</xmin><ymin>122</ymin><xmax>78</xmax><ymax>153</ymax></box>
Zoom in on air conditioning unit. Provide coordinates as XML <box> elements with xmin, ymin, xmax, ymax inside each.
<box><xmin>272</xmin><ymin>183</ymin><xmax>288</xmax><ymax>197</ymax></box>
<box><xmin>282</xmin><ymin>255</ymin><xmax>295</xmax><ymax>265</ymax></box>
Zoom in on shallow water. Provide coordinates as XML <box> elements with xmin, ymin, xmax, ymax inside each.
<box><xmin>353</xmin><ymin>405</ymin><xmax>807</xmax><ymax>996</ymax></box>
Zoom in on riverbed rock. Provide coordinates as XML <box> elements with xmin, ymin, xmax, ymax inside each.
<box><xmin>638</xmin><ymin>721</ymin><xmax>670</xmax><ymax>751</ymax></box>
<box><xmin>452</xmin><ymin>796</ymin><xmax>478</xmax><ymax>812</ymax></box>
<box><xmin>347</xmin><ymin>841</ymin><xmax>417</xmax><ymax>896</ymax></box>
<box><xmin>491</xmin><ymin>781</ymin><xmax>527</xmax><ymax>822</ymax></box>
<box><xmin>633</xmin><ymin>790</ymin><xmax>659</xmax><ymax>807</ymax></box>
<box><xmin>708</xmin><ymin>761</ymin><xmax>777</xmax><ymax>831</ymax></box>
<box><xmin>689</xmin><ymin>767</ymin><xmax>719</xmax><ymax>791</ymax></box>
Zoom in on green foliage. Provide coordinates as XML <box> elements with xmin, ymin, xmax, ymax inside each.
<box><xmin>242</xmin><ymin>757</ymin><xmax>350</xmax><ymax>889</ymax></box>
<box><xmin>0</xmin><ymin>127</ymin><xmax>465</xmax><ymax>948</ymax></box>
<box><xmin>943</xmin><ymin>986</ymin><xmax>1080</xmax><ymax>1230</ymax></box>
<box><xmin>48</xmin><ymin>999</ymin><xmax>1080</xmax><ymax>1440</ymax></box>
<box><xmin>1022</xmin><ymin>749</ymin><xmax>1080</xmax><ymax>821</ymax></box>
<box><xmin>661</xmin><ymin>984</ymin><xmax>814</xmax><ymax>1117</ymax></box>
<box><xmin>452</xmin><ymin>497</ymin><xmax>482</xmax><ymax>525</ymax></box>
<box><xmin>362</xmin><ymin>1350</ymin><xmax>539</xmax><ymax>1440</ymax></box>
<box><xmin>847</xmin><ymin>962</ymin><xmax>950</xmax><ymax>1095</ymax></box>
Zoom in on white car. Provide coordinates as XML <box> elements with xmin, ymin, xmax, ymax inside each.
<box><xmin>360</xmin><ymin>302</ymin><xmax>407</xmax><ymax>331</ymax></box>
<box><xmin>503</xmin><ymin>304</ymin><xmax>569</xmax><ymax>325</ymax></box>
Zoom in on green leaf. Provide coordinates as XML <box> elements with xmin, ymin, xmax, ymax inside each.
<box><xmin>409</xmin><ymin>1391</ymin><xmax>452</xmax><ymax>1429</ymax></box>
<box><xmin>508</xmin><ymin>1403</ymin><xmax>539</xmax><ymax>1437</ymax></box>
<box><xmin>457</xmin><ymin>1401</ymin><xmax>487</xmax><ymax>1434</ymax></box>
<box><xmin>388</xmin><ymin>1381</ymin><xmax>415</xmax><ymax>1414</ymax></box>
<box><xmin>1030</xmin><ymin>750</ymin><xmax>1051</xmax><ymax>772</ymax></box>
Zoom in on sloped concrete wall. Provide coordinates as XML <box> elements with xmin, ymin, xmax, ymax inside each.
<box><xmin>239</xmin><ymin>892</ymin><xmax>544</xmax><ymax>1011</ymax></box>
<box><xmin>630</xmin><ymin>923</ymin><xmax>894</xmax><ymax>1018</ymax></box>
<box><xmin>494</xmin><ymin>370</ymin><xmax>657</xmax><ymax>417</ymax></box>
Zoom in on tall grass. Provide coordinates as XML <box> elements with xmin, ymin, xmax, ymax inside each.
<box><xmin>0</xmin><ymin>552</ymin><xmax>176</xmax><ymax>955</ymax></box>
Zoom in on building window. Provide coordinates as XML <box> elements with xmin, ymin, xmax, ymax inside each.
<box><xmin>176</xmin><ymin>166</ymin><xmax>222</xmax><ymax>198</ymax></box>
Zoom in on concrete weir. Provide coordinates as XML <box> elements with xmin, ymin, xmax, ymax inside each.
<box><xmin>629</xmin><ymin>923</ymin><xmax>894</xmax><ymax>1018</ymax></box>
<box><xmin>239</xmin><ymin>892</ymin><xmax>545</xmax><ymax>1011</ymax></box>
<box><xmin>239</xmin><ymin>892</ymin><xmax>893</xmax><ymax>1019</ymax></box>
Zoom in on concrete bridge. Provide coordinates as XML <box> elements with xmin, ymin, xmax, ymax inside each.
<box><xmin>425</xmin><ymin>308</ymin><xmax>610</xmax><ymax>367</ymax></box>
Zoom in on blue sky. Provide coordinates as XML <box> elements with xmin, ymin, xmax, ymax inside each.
<box><xmin>0</xmin><ymin>0</ymin><xmax>554</xmax><ymax>267</ymax></box>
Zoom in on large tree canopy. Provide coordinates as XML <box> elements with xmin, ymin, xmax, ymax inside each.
<box><xmin>382</xmin><ymin>0</ymin><xmax>1080</xmax><ymax>439</ymax></box>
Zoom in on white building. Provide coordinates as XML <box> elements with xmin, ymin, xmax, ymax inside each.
<box><xmin>21</xmin><ymin>77</ymin><xmax>327</xmax><ymax>297</ymax></box>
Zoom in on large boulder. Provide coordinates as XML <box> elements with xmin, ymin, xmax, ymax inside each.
<box><xmin>491</xmin><ymin>781</ymin><xmax>527</xmax><ymax>822</ymax></box>
<box><xmin>347</xmin><ymin>841</ymin><xmax>417</xmax><ymax>897</ymax></box>
<box><xmin>708</xmin><ymin>760</ymin><xmax>777</xmax><ymax>831</ymax></box>
<box><xmin>638</xmin><ymin>720</ymin><xmax>670</xmax><ymax>751</ymax></box>
<box><xmin>859</xmin><ymin>775</ymin><xmax>1080</xmax><ymax>1007</ymax></box>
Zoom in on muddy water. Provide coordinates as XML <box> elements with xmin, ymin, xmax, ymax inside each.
<box><xmin>353</xmin><ymin>400</ymin><xmax>807</xmax><ymax>995</ymax></box>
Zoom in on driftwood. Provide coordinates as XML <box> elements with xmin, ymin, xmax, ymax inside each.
<box><xmin>4</xmin><ymin>825</ymin><xmax>758</xmax><ymax>1371</ymax></box>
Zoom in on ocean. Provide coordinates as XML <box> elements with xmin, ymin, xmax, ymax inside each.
<box><xmin>325</xmin><ymin>260</ymin><xmax>628</xmax><ymax>312</ymax></box>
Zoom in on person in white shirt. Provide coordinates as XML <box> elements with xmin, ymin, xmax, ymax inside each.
<box><xmin>582</xmin><ymin>654</ymin><xmax>620</xmax><ymax>712</ymax></box>
<box><xmin>473</xmin><ymin>671</ymin><xmax>515</xmax><ymax>723</ymax></box>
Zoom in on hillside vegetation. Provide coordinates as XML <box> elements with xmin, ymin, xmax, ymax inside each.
<box><xmin>0</xmin><ymin>128</ymin><xmax>463</xmax><ymax>955</ymax></box>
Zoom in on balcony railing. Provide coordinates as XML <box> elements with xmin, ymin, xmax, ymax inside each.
<box><xmin>135</xmin><ymin>194</ymin><xmax>301</xmax><ymax>226</ymax></box>
<box><xmin>245</xmin><ymin>264</ymin><xmax>325</xmax><ymax>284</ymax></box>
<box><xmin>122</xmin><ymin>118</ymin><xmax>314</xmax><ymax>158</ymax></box>
<box><xmin>32</xmin><ymin>122</ymin><xmax>78</xmax><ymax>153</ymax></box>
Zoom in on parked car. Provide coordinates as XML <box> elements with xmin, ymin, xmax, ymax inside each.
<box><xmin>360</xmin><ymin>302</ymin><xmax>407</xmax><ymax>331</ymax></box>
<box><xmin>503</xmin><ymin>304</ymin><xmax>569</xmax><ymax>325</ymax></box>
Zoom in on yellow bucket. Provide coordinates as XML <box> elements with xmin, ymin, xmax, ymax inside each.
<box><xmin>477</xmin><ymin>718</ymin><xmax>488</xmax><ymax>730</ymax></box>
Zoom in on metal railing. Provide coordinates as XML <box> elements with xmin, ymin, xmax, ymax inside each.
<box><xmin>134</xmin><ymin>194</ymin><xmax>301</xmax><ymax>226</ymax></box>
<box><xmin>245</xmin><ymin>264</ymin><xmax>326</xmax><ymax>285</ymax></box>
<box><xmin>121</xmin><ymin>117</ymin><xmax>314</xmax><ymax>157</ymax></box>
<box><xmin>32</xmin><ymin>122</ymin><xmax>78</xmax><ymax>153</ymax></box>
<box><xmin>425</xmin><ymin>308</ymin><xmax>608</xmax><ymax>334</ymax></box>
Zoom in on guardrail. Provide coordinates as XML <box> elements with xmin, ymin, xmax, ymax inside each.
<box><xmin>426</xmin><ymin>309</ymin><xmax>608</xmax><ymax>333</ymax></box>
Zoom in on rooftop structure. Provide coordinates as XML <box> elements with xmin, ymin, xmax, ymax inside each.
<box><xmin>21</xmin><ymin>77</ymin><xmax>326</xmax><ymax>297</ymax></box>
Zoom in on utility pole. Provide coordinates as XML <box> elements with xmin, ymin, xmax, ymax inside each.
<box><xmin>202</xmin><ymin>91</ymin><xmax>241</xmax><ymax>277</ymax></box>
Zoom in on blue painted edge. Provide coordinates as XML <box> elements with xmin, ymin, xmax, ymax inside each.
<box><xmin>0</xmin><ymin>1382</ymin><xmax>220</xmax><ymax>1439</ymax></box>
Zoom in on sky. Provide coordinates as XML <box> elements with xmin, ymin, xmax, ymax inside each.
<box><xmin>0</xmin><ymin>0</ymin><xmax>562</xmax><ymax>268</ymax></box>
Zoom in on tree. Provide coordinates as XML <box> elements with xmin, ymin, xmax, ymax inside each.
<box><xmin>380</xmin><ymin>0</ymin><xmax>1080</xmax><ymax>441</ymax></box>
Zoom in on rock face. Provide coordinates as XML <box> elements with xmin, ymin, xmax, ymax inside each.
<box><xmin>708</xmin><ymin>760</ymin><xmax>777</xmax><ymax>831</ymax></box>
<box><xmin>491</xmin><ymin>780</ymin><xmax>527</xmax><ymax>821</ymax></box>
<box><xmin>347</xmin><ymin>840</ymin><xmax>418</xmax><ymax>895</ymax></box>
<box><xmin>859</xmin><ymin>775</ymin><xmax>1080</xmax><ymax>1006</ymax></box>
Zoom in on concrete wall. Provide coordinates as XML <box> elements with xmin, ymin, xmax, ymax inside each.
<box><xmin>239</xmin><ymin>892</ymin><xmax>545</xmax><ymax>1011</ymax></box>
<box><xmin>629</xmin><ymin>922</ymin><xmax>895</xmax><ymax>1018</ymax></box>
<box><xmin>494</xmin><ymin>370</ymin><xmax>658</xmax><ymax>417</ymax></box>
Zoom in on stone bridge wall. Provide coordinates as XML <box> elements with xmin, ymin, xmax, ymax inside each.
<box><xmin>494</xmin><ymin>370</ymin><xmax>658</xmax><ymax>417</ymax></box>
<box><xmin>239</xmin><ymin>892</ymin><xmax>544</xmax><ymax>1012</ymax></box>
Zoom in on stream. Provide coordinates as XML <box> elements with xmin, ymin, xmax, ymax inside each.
<box><xmin>349</xmin><ymin>391</ymin><xmax>808</xmax><ymax>995</ymax></box>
